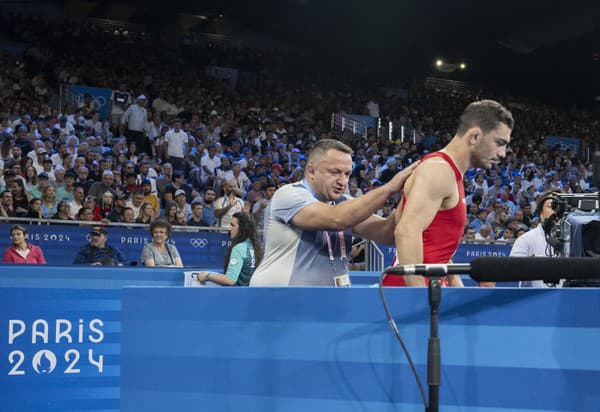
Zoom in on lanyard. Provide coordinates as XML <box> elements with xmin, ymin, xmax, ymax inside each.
<box><xmin>324</xmin><ymin>231</ymin><xmax>347</xmax><ymax>265</ymax></box>
<box><xmin>301</xmin><ymin>179</ymin><xmax>348</xmax><ymax>270</ymax></box>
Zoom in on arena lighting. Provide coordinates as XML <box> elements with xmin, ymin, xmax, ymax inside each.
<box><xmin>459</xmin><ymin>63</ymin><xmax>467</xmax><ymax>70</ymax></box>
<box><xmin>435</xmin><ymin>59</ymin><xmax>443</xmax><ymax>67</ymax></box>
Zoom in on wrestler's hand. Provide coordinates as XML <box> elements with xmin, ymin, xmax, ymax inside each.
<box><xmin>387</xmin><ymin>161</ymin><xmax>419</xmax><ymax>194</ymax></box>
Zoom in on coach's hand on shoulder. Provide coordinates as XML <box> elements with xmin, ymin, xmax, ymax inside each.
<box><xmin>387</xmin><ymin>161</ymin><xmax>419</xmax><ymax>194</ymax></box>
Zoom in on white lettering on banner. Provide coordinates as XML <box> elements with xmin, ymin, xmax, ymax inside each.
<box><xmin>6</xmin><ymin>318</ymin><xmax>105</xmax><ymax>376</ymax></box>
<box><xmin>221</xmin><ymin>240</ymin><xmax>232</xmax><ymax>248</ymax></box>
<box><xmin>28</xmin><ymin>232</ymin><xmax>71</xmax><ymax>242</ymax></box>
<box><xmin>465</xmin><ymin>250</ymin><xmax>507</xmax><ymax>257</ymax></box>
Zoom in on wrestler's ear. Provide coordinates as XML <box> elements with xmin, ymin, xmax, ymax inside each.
<box><xmin>467</xmin><ymin>127</ymin><xmax>482</xmax><ymax>145</ymax></box>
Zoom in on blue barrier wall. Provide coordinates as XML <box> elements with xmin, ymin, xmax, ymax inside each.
<box><xmin>3</xmin><ymin>266</ymin><xmax>599</xmax><ymax>412</ymax></box>
<box><xmin>121</xmin><ymin>287</ymin><xmax>600</xmax><ymax>412</ymax></box>
<box><xmin>0</xmin><ymin>223</ymin><xmax>229</xmax><ymax>267</ymax></box>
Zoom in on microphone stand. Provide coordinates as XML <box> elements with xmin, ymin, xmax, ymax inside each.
<box><xmin>426</xmin><ymin>276</ymin><xmax>441</xmax><ymax>412</ymax></box>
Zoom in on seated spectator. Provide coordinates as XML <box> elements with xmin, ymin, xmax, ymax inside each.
<box><xmin>77</xmin><ymin>206</ymin><xmax>95</xmax><ymax>223</ymax></box>
<box><xmin>135</xmin><ymin>202</ymin><xmax>155</xmax><ymax>224</ymax></box>
<box><xmin>187</xmin><ymin>201</ymin><xmax>209</xmax><ymax>227</ymax></box>
<box><xmin>0</xmin><ymin>190</ymin><xmax>17</xmax><ymax>217</ymax></box>
<box><xmin>2</xmin><ymin>224</ymin><xmax>46</xmax><ymax>264</ymax></box>
<box><xmin>40</xmin><ymin>185</ymin><xmax>58</xmax><ymax>218</ymax></box>
<box><xmin>174</xmin><ymin>210</ymin><xmax>187</xmax><ymax>226</ymax></box>
<box><xmin>163</xmin><ymin>201</ymin><xmax>178</xmax><ymax>225</ymax></box>
<box><xmin>141</xmin><ymin>219</ymin><xmax>183</xmax><ymax>267</ymax></box>
<box><xmin>195</xmin><ymin>212</ymin><xmax>262</xmax><ymax>286</ymax></box>
<box><xmin>10</xmin><ymin>179</ymin><xmax>30</xmax><ymax>216</ymax></box>
<box><xmin>25</xmin><ymin>197</ymin><xmax>43</xmax><ymax>219</ymax></box>
<box><xmin>73</xmin><ymin>227</ymin><xmax>127</xmax><ymax>266</ymax></box>
<box><xmin>51</xmin><ymin>200</ymin><xmax>73</xmax><ymax>221</ymax></box>
<box><xmin>174</xmin><ymin>189</ymin><xmax>191</xmax><ymax>219</ymax></box>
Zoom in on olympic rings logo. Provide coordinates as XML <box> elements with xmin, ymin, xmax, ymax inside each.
<box><xmin>190</xmin><ymin>238</ymin><xmax>209</xmax><ymax>248</ymax></box>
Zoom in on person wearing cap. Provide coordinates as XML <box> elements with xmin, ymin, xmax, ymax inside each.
<box><xmin>120</xmin><ymin>94</ymin><xmax>148</xmax><ymax>154</ymax></box>
<box><xmin>173</xmin><ymin>189</ymin><xmax>191</xmax><ymax>219</ymax></box>
<box><xmin>56</xmin><ymin>170</ymin><xmax>76</xmax><ymax>202</ymax></box>
<box><xmin>3</xmin><ymin>224</ymin><xmax>46</xmax><ymax>264</ymax></box>
<box><xmin>107</xmin><ymin>192</ymin><xmax>129</xmax><ymax>222</ymax></box>
<box><xmin>73</xmin><ymin>227</ymin><xmax>127</xmax><ymax>266</ymax></box>
<box><xmin>163</xmin><ymin>118</ymin><xmax>188</xmax><ymax>172</ymax></box>
<box><xmin>28</xmin><ymin>171</ymin><xmax>49</xmax><ymax>199</ymax></box>
<box><xmin>141</xmin><ymin>178</ymin><xmax>160</xmax><ymax>217</ymax></box>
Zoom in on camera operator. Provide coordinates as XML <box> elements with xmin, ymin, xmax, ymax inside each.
<box><xmin>510</xmin><ymin>190</ymin><xmax>564</xmax><ymax>287</ymax></box>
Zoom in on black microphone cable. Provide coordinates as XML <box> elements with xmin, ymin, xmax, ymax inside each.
<box><xmin>378</xmin><ymin>271</ymin><xmax>428</xmax><ymax>410</ymax></box>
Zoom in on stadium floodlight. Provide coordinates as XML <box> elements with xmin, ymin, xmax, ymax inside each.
<box><xmin>435</xmin><ymin>59</ymin><xmax>443</xmax><ymax>67</ymax></box>
<box><xmin>459</xmin><ymin>63</ymin><xmax>467</xmax><ymax>70</ymax></box>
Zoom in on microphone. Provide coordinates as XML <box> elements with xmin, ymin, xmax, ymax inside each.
<box><xmin>384</xmin><ymin>263</ymin><xmax>471</xmax><ymax>277</ymax></box>
<box><xmin>470</xmin><ymin>257</ymin><xmax>600</xmax><ymax>283</ymax></box>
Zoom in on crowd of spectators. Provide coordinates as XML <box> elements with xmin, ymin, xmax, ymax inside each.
<box><xmin>0</xmin><ymin>12</ymin><xmax>597</xmax><ymax>261</ymax></box>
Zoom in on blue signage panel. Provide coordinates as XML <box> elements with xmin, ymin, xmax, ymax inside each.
<box><xmin>378</xmin><ymin>242</ymin><xmax>511</xmax><ymax>266</ymax></box>
<box><xmin>121</xmin><ymin>287</ymin><xmax>600</xmax><ymax>412</ymax></box>
<box><xmin>0</xmin><ymin>223</ymin><xmax>229</xmax><ymax>267</ymax></box>
<box><xmin>65</xmin><ymin>86</ymin><xmax>114</xmax><ymax>119</ymax></box>
<box><xmin>0</xmin><ymin>288</ymin><xmax>121</xmax><ymax>412</ymax></box>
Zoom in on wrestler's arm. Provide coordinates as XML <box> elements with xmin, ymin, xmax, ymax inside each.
<box><xmin>394</xmin><ymin>161</ymin><xmax>455</xmax><ymax>286</ymax></box>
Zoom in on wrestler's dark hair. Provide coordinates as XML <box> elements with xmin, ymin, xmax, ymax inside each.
<box><xmin>456</xmin><ymin>100</ymin><xmax>514</xmax><ymax>136</ymax></box>
<box><xmin>308</xmin><ymin>139</ymin><xmax>353</xmax><ymax>164</ymax></box>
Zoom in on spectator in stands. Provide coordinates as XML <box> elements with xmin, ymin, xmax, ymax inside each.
<box><xmin>164</xmin><ymin>201</ymin><xmax>178</xmax><ymax>225</ymax></box>
<box><xmin>88</xmin><ymin>170</ymin><xmax>116</xmax><ymax>200</ymax></box>
<box><xmin>174</xmin><ymin>189</ymin><xmax>191</xmax><ymax>219</ymax></box>
<box><xmin>195</xmin><ymin>188</ymin><xmax>216</xmax><ymax>226</ymax></box>
<box><xmin>252</xmin><ymin>183</ymin><xmax>276</xmax><ymax>233</ymax></box>
<box><xmin>141</xmin><ymin>219</ymin><xmax>183</xmax><ymax>267</ymax></box>
<box><xmin>141</xmin><ymin>178</ymin><xmax>160</xmax><ymax>217</ymax></box>
<box><xmin>23</xmin><ymin>165</ymin><xmax>38</xmax><ymax>191</ymax></box>
<box><xmin>163</xmin><ymin>118</ymin><xmax>188</xmax><ymax>172</ymax></box>
<box><xmin>73</xmin><ymin>227</ymin><xmax>127</xmax><ymax>266</ymax></box>
<box><xmin>0</xmin><ymin>190</ymin><xmax>17</xmax><ymax>217</ymax></box>
<box><xmin>40</xmin><ymin>185</ymin><xmax>58</xmax><ymax>218</ymax></box>
<box><xmin>10</xmin><ymin>179</ymin><xmax>30</xmax><ymax>216</ymax></box>
<box><xmin>174</xmin><ymin>210</ymin><xmax>187</xmax><ymax>226</ymax></box>
<box><xmin>187</xmin><ymin>201</ymin><xmax>209</xmax><ymax>227</ymax></box>
<box><xmin>56</xmin><ymin>171</ymin><xmax>76</xmax><ymax>201</ymax></box>
<box><xmin>196</xmin><ymin>212</ymin><xmax>262</xmax><ymax>286</ymax></box>
<box><xmin>120</xmin><ymin>95</ymin><xmax>148</xmax><ymax>153</ymax></box>
<box><xmin>135</xmin><ymin>202</ymin><xmax>155</xmax><ymax>224</ymax></box>
<box><xmin>29</xmin><ymin>171</ymin><xmax>50</xmax><ymax>199</ymax></box>
<box><xmin>122</xmin><ymin>207</ymin><xmax>135</xmax><ymax>224</ymax></box>
<box><xmin>25</xmin><ymin>197</ymin><xmax>43</xmax><ymax>220</ymax></box>
<box><xmin>51</xmin><ymin>200</ymin><xmax>72</xmax><ymax>221</ymax></box>
<box><xmin>2</xmin><ymin>224</ymin><xmax>46</xmax><ymax>264</ymax></box>
<box><xmin>126</xmin><ymin>190</ymin><xmax>145</xmax><ymax>218</ymax></box>
<box><xmin>77</xmin><ymin>206</ymin><xmax>94</xmax><ymax>222</ymax></box>
<box><xmin>107</xmin><ymin>192</ymin><xmax>128</xmax><ymax>222</ymax></box>
<box><xmin>68</xmin><ymin>186</ymin><xmax>85</xmax><ymax>219</ymax></box>
<box><xmin>215</xmin><ymin>178</ymin><xmax>244</xmax><ymax>229</ymax></box>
